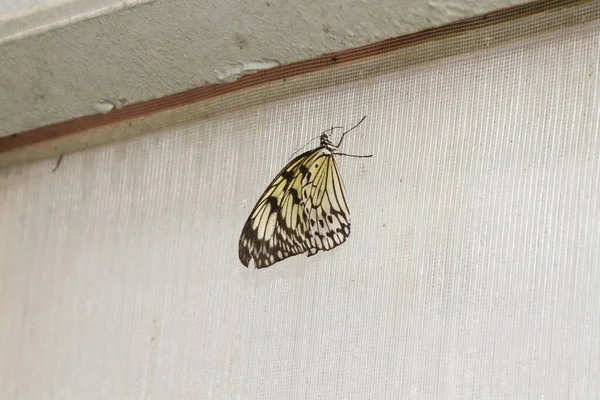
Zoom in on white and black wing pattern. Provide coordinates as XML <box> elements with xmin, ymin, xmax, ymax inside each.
<box><xmin>239</xmin><ymin>147</ymin><xmax>350</xmax><ymax>269</ymax></box>
<box><xmin>301</xmin><ymin>150</ymin><xmax>351</xmax><ymax>256</ymax></box>
<box><xmin>239</xmin><ymin>116</ymin><xmax>370</xmax><ymax>269</ymax></box>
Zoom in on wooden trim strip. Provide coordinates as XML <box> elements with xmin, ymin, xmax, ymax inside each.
<box><xmin>0</xmin><ymin>0</ymin><xmax>587</xmax><ymax>154</ymax></box>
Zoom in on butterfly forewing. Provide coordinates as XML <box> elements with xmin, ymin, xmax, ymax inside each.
<box><xmin>239</xmin><ymin>146</ymin><xmax>352</xmax><ymax>268</ymax></box>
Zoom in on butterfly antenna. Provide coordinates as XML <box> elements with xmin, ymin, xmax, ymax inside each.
<box><xmin>336</xmin><ymin>115</ymin><xmax>367</xmax><ymax>147</ymax></box>
<box><xmin>334</xmin><ymin>152</ymin><xmax>373</xmax><ymax>158</ymax></box>
<box><xmin>288</xmin><ymin>136</ymin><xmax>320</xmax><ymax>160</ymax></box>
<box><xmin>320</xmin><ymin>125</ymin><xmax>344</xmax><ymax>136</ymax></box>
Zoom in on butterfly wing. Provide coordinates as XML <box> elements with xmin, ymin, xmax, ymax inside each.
<box><xmin>302</xmin><ymin>152</ymin><xmax>351</xmax><ymax>256</ymax></box>
<box><xmin>239</xmin><ymin>148</ymin><xmax>351</xmax><ymax>268</ymax></box>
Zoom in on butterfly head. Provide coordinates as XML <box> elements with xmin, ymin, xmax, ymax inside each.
<box><xmin>320</xmin><ymin>132</ymin><xmax>337</xmax><ymax>151</ymax></box>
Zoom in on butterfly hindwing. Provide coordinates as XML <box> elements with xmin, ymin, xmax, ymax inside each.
<box><xmin>302</xmin><ymin>153</ymin><xmax>350</xmax><ymax>255</ymax></box>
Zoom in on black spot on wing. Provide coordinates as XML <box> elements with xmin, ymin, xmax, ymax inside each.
<box><xmin>288</xmin><ymin>188</ymin><xmax>300</xmax><ymax>204</ymax></box>
<box><xmin>280</xmin><ymin>169</ymin><xmax>294</xmax><ymax>180</ymax></box>
<box><xmin>267</xmin><ymin>196</ymin><xmax>279</xmax><ymax>212</ymax></box>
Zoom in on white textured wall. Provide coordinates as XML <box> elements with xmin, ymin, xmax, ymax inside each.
<box><xmin>1</xmin><ymin>21</ymin><xmax>599</xmax><ymax>398</ymax></box>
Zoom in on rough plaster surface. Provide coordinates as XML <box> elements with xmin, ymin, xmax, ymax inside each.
<box><xmin>0</xmin><ymin>0</ymin><xmax>41</xmax><ymax>14</ymax></box>
<box><xmin>0</xmin><ymin>0</ymin><xmax>528</xmax><ymax>137</ymax></box>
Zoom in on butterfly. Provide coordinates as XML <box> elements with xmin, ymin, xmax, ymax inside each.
<box><xmin>238</xmin><ymin>116</ymin><xmax>372</xmax><ymax>269</ymax></box>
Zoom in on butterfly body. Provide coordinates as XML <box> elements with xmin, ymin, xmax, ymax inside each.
<box><xmin>239</xmin><ymin>118</ymin><xmax>369</xmax><ymax>269</ymax></box>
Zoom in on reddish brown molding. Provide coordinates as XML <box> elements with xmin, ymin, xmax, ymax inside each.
<box><xmin>0</xmin><ymin>0</ymin><xmax>583</xmax><ymax>154</ymax></box>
